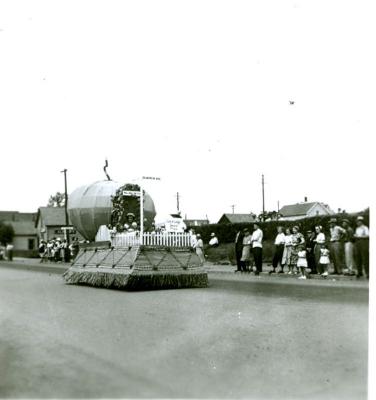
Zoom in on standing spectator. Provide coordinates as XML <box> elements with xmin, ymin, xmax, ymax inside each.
<box><xmin>342</xmin><ymin>219</ymin><xmax>355</xmax><ymax>276</ymax></box>
<box><xmin>290</xmin><ymin>226</ymin><xmax>305</xmax><ymax>274</ymax></box>
<box><xmin>319</xmin><ymin>244</ymin><xmax>330</xmax><ymax>277</ymax></box>
<box><xmin>6</xmin><ymin>243</ymin><xmax>14</xmax><ymax>261</ymax></box>
<box><xmin>47</xmin><ymin>240</ymin><xmax>54</xmax><ymax>261</ymax></box>
<box><xmin>269</xmin><ymin>226</ymin><xmax>285</xmax><ymax>274</ymax></box>
<box><xmin>209</xmin><ymin>233</ymin><xmax>219</xmax><ymax>248</ymax></box>
<box><xmin>71</xmin><ymin>238</ymin><xmax>80</xmax><ymax>260</ymax></box>
<box><xmin>240</xmin><ymin>228</ymin><xmax>253</xmax><ymax>272</ymax></box>
<box><xmin>354</xmin><ymin>216</ymin><xmax>369</xmax><ymax>279</ymax></box>
<box><xmin>306</xmin><ymin>229</ymin><xmax>317</xmax><ymax>274</ymax></box>
<box><xmin>251</xmin><ymin>223</ymin><xmax>263</xmax><ymax>275</ymax></box>
<box><xmin>313</xmin><ymin>226</ymin><xmax>326</xmax><ymax>275</ymax></box>
<box><xmin>189</xmin><ymin>229</ymin><xmax>197</xmax><ymax>248</ymax></box>
<box><xmin>62</xmin><ymin>239</ymin><xmax>70</xmax><ymax>263</ymax></box>
<box><xmin>282</xmin><ymin>227</ymin><xmax>293</xmax><ymax>273</ymax></box>
<box><xmin>194</xmin><ymin>234</ymin><xmax>205</xmax><ymax>266</ymax></box>
<box><xmin>39</xmin><ymin>241</ymin><xmax>47</xmax><ymax>263</ymax></box>
<box><xmin>234</xmin><ymin>230</ymin><xmax>244</xmax><ymax>272</ymax></box>
<box><xmin>54</xmin><ymin>239</ymin><xmax>62</xmax><ymax>262</ymax></box>
<box><xmin>329</xmin><ymin>218</ymin><xmax>346</xmax><ymax>275</ymax></box>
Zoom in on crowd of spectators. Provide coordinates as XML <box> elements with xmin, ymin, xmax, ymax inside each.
<box><xmin>232</xmin><ymin>216</ymin><xmax>369</xmax><ymax>279</ymax></box>
<box><xmin>38</xmin><ymin>238</ymin><xmax>80</xmax><ymax>263</ymax></box>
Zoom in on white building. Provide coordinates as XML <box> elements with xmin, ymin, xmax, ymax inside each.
<box><xmin>278</xmin><ymin>201</ymin><xmax>334</xmax><ymax>221</ymax></box>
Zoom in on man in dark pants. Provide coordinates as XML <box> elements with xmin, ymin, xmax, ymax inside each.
<box><xmin>354</xmin><ymin>216</ymin><xmax>369</xmax><ymax>279</ymax></box>
<box><xmin>306</xmin><ymin>229</ymin><xmax>317</xmax><ymax>274</ymax></box>
<box><xmin>269</xmin><ymin>226</ymin><xmax>285</xmax><ymax>274</ymax></box>
<box><xmin>234</xmin><ymin>230</ymin><xmax>244</xmax><ymax>272</ymax></box>
<box><xmin>251</xmin><ymin>223</ymin><xmax>263</xmax><ymax>275</ymax></box>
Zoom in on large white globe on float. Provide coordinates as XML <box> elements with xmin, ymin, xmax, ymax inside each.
<box><xmin>68</xmin><ymin>180</ymin><xmax>156</xmax><ymax>241</ymax></box>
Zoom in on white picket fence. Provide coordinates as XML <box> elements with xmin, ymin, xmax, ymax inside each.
<box><xmin>111</xmin><ymin>232</ymin><xmax>193</xmax><ymax>248</ymax></box>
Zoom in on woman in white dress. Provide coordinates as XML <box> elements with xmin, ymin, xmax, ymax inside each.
<box><xmin>282</xmin><ymin>227</ymin><xmax>293</xmax><ymax>273</ymax></box>
<box><xmin>313</xmin><ymin>226</ymin><xmax>326</xmax><ymax>275</ymax></box>
<box><xmin>240</xmin><ymin>228</ymin><xmax>253</xmax><ymax>272</ymax></box>
<box><xmin>194</xmin><ymin>234</ymin><xmax>205</xmax><ymax>265</ymax></box>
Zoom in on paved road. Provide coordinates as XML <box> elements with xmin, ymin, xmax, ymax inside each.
<box><xmin>0</xmin><ymin>265</ymin><xmax>368</xmax><ymax>399</ymax></box>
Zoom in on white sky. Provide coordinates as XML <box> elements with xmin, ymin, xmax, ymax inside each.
<box><xmin>0</xmin><ymin>0</ymin><xmax>374</xmax><ymax>223</ymax></box>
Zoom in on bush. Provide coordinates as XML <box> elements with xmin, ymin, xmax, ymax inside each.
<box><xmin>0</xmin><ymin>221</ymin><xmax>15</xmax><ymax>245</ymax></box>
<box><xmin>204</xmin><ymin>241</ymin><xmax>276</xmax><ymax>265</ymax></box>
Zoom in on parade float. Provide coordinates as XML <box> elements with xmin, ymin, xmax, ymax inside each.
<box><xmin>63</xmin><ymin>165</ymin><xmax>207</xmax><ymax>290</ymax></box>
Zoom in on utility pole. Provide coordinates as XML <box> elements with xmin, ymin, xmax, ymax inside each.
<box><xmin>230</xmin><ymin>204</ymin><xmax>236</xmax><ymax>214</ymax></box>
<box><xmin>176</xmin><ymin>192</ymin><xmax>180</xmax><ymax>213</ymax></box>
<box><xmin>262</xmin><ymin>174</ymin><xmax>265</xmax><ymax>221</ymax></box>
<box><xmin>277</xmin><ymin>200</ymin><xmax>280</xmax><ymax>221</ymax></box>
<box><xmin>60</xmin><ymin>169</ymin><xmax>70</xmax><ymax>244</ymax></box>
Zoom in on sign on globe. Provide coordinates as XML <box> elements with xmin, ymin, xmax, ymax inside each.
<box><xmin>122</xmin><ymin>190</ymin><xmax>141</xmax><ymax>197</ymax></box>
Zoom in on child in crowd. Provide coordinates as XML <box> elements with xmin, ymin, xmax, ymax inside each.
<box><xmin>319</xmin><ymin>245</ymin><xmax>330</xmax><ymax>277</ymax></box>
<box><xmin>297</xmin><ymin>244</ymin><xmax>308</xmax><ymax>280</ymax></box>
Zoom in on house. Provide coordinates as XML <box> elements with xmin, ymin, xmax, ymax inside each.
<box><xmin>35</xmin><ymin>207</ymin><xmax>84</xmax><ymax>243</ymax></box>
<box><xmin>0</xmin><ymin>211</ymin><xmax>38</xmax><ymax>256</ymax></box>
<box><xmin>278</xmin><ymin>201</ymin><xmax>334</xmax><ymax>221</ymax></box>
<box><xmin>217</xmin><ymin>213</ymin><xmax>256</xmax><ymax>224</ymax></box>
<box><xmin>184</xmin><ymin>219</ymin><xmax>210</xmax><ymax>227</ymax></box>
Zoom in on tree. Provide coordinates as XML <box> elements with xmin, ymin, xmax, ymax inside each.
<box><xmin>258</xmin><ymin>211</ymin><xmax>281</xmax><ymax>222</ymax></box>
<box><xmin>0</xmin><ymin>222</ymin><xmax>15</xmax><ymax>245</ymax></box>
<box><xmin>47</xmin><ymin>192</ymin><xmax>65</xmax><ymax>207</ymax></box>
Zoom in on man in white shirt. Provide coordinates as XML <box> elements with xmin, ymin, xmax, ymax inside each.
<box><xmin>329</xmin><ymin>218</ymin><xmax>346</xmax><ymax>274</ymax></box>
<box><xmin>209</xmin><ymin>233</ymin><xmax>219</xmax><ymax>247</ymax></box>
<box><xmin>270</xmin><ymin>226</ymin><xmax>285</xmax><ymax>274</ymax></box>
<box><xmin>251</xmin><ymin>223</ymin><xmax>263</xmax><ymax>275</ymax></box>
<box><xmin>354</xmin><ymin>216</ymin><xmax>369</xmax><ymax>279</ymax></box>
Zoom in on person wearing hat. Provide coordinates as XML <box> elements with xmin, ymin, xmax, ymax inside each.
<box><xmin>329</xmin><ymin>218</ymin><xmax>346</xmax><ymax>274</ymax></box>
<box><xmin>305</xmin><ymin>229</ymin><xmax>317</xmax><ymax>274</ymax></box>
<box><xmin>251</xmin><ymin>223</ymin><xmax>263</xmax><ymax>274</ymax></box>
<box><xmin>193</xmin><ymin>233</ymin><xmax>205</xmax><ymax>265</ymax></box>
<box><xmin>354</xmin><ymin>216</ymin><xmax>369</xmax><ymax>279</ymax></box>
<box><xmin>290</xmin><ymin>226</ymin><xmax>305</xmax><ymax>275</ymax></box>
<box><xmin>209</xmin><ymin>232</ymin><xmax>219</xmax><ymax>248</ymax></box>
<box><xmin>124</xmin><ymin>213</ymin><xmax>136</xmax><ymax>231</ymax></box>
<box><xmin>240</xmin><ymin>228</ymin><xmax>253</xmax><ymax>272</ymax></box>
<box><xmin>342</xmin><ymin>219</ymin><xmax>355</xmax><ymax>276</ymax></box>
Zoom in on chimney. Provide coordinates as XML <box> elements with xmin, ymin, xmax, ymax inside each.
<box><xmin>304</xmin><ymin>196</ymin><xmax>308</xmax><ymax>202</ymax></box>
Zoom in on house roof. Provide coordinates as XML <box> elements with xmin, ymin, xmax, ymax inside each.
<box><xmin>184</xmin><ymin>219</ymin><xmax>209</xmax><ymax>224</ymax></box>
<box><xmin>7</xmin><ymin>221</ymin><xmax>37</xmax><ymax>236</ymax></box>
<box><xmin>279</xmin><ymin>202</ymin><xmax>322</xmax><ymax>217</ymax></box>
<box><xmin>36</xmin><ymin>207</ymin><xmax>69</xmax><ymax>227</ymax></box>
<box><xmin>218</xmin><ymin>214</ymin><xmax>256</xmax><ymax>224</ymax></box>
<box><xmin>0</xmin><ymin>211</ymin><xmax>36</xmax><ymax>222</ymax></box>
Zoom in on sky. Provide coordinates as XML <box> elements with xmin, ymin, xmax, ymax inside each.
<box><xmin>0</xmin><ymin>0</ymin><xmax>374</xmax><ymax>223</ymax></box>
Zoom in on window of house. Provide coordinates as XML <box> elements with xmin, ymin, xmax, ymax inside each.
<box><xmin>28</xmin><ymin>239</ymin><xmax>35</xmax><ymax>250</ymax></box>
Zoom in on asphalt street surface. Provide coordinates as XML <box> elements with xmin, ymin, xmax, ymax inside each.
<box><xmin>0</xmin><ymin>265</ymin><xmax>368</xmax><ymax>399</ymax></box>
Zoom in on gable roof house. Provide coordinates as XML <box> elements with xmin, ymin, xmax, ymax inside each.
<box><xmin>0</xmin><ymin>211</ymin><xmax>38</xmax><ymax>256</ymax></box>
<box><xmin>35</xmin><ymin>207</ymin><xmax>84</xmax><ymax>242</ymax></box>
<box><xmin>278</xmin><ymin>202</ymin><xmax>334</xmax><ymax>221</ymax></box>
<box><xmin>218</xmin><ymin>213</ymin><xmax>257</xmax><ymax>224</ymax></box>
<box><xmin>184</xmin><ymin>219</ymin><xmax>210</xmax><ymax>227</ymax></box>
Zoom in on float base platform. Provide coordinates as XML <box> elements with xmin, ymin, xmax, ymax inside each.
<box><xmin>63</xmin><ymin>243</ymin><xmax>208</xmax><ymax>290</ymax></box>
